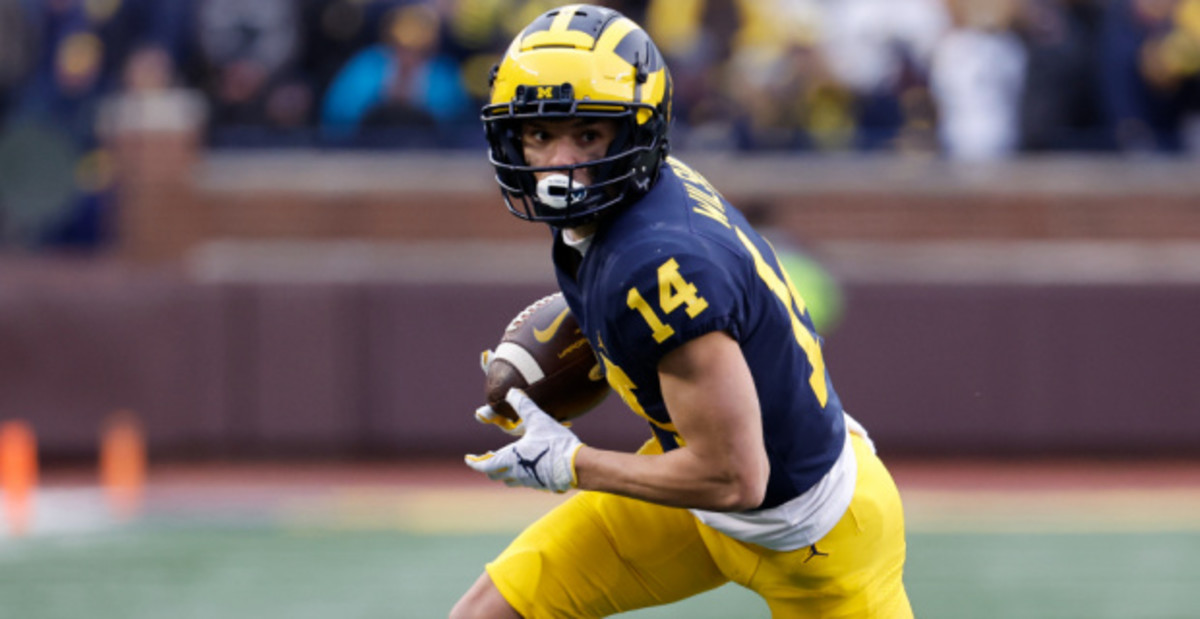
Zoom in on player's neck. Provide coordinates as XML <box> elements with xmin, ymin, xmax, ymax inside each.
<box><xmin>562</xmin><ymin>224</ymin><xmax>597</xmax><ymax>255</ymax></box>
<box><xmin>565</xmin><ymin>222</ymin><xmax>598</xmax><ymax>240</ymax></box>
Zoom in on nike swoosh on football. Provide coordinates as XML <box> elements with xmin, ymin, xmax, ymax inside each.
<box><xmin>533</xmin><ymin>307</ymin><xmax>571</xmax><ymax>343</ymax></box>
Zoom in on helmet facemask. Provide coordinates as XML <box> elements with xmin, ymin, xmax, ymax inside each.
<box><xmin>484</xmin><ymin>85</ymin><xmax>665</xmax><ymax>227</ymax></box>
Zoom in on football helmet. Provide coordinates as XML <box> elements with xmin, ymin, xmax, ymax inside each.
<box><xmin>483</xmin><ymin>4</ymin><xmax>672</xmax><ymax>226</ymax></box>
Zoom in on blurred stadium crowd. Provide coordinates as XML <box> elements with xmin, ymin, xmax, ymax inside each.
<box><xmin>0</xmin><ymin>0</ymin><xmax>1199</xmax><ymax>248</ymax></box>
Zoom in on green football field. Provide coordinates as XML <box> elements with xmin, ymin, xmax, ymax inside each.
<box><xmin>2</xmin><ymin>461</ymin><xmax>1198</xmax><ymax>618</ymax></box>
<box><xmin>3</xmin><ymin>527</ymin><xmax>1199</xmax><ymax>618</ymax></box>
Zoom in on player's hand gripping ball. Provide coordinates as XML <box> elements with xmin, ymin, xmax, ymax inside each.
<box><xmin>480</xmin><ymin>293</ymin><xmax>609</xmax><ymax>426</ymax></box>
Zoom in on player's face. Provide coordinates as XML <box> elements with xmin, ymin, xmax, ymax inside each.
<box><xmin>520</xmin><ymin>118</ymin><xmax>618</xmax><ymax>185</ymax></box>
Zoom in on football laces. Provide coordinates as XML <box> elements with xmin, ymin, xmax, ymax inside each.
<box><xmin>505</xmin><ymin>293</ymin><xmax>561</xmax><ymax>333</ymax></box>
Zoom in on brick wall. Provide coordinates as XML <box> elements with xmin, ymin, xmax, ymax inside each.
<box><xmin>107</xmin><ymin>121</ymin><xmax>1200</xmax><ymax>262</ymax></box>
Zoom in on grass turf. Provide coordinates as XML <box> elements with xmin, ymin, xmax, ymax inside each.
<box><xmin>2</xmin><ymin>525</ymin><xmax>1198</xmax><ymax>618</ymax></box>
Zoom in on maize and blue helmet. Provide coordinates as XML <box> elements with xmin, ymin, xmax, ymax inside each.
<box><xmin>482</xmin><ymin>4</ymin><xmax>673</xmax><ymax>227</ymax></box>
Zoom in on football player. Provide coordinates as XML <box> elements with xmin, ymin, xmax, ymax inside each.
<box><xmin>454</xmin><ymin>4</ymin><xmax>912</xmax><ymax>618</ymax></box>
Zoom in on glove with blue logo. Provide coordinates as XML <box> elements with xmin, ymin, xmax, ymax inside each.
<box><xmin>465</xmin><ymin>388</ymin><xmax>583</xmax><ymax>493</ymax></box>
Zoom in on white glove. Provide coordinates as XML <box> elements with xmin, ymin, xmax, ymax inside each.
<box><xmin>474</xmin><ymin>402</ymin><xmax>525</xmax><ymax>436</ymax></box>
<box><xmin>465</xmin><ymin>388</ymin><xmax>583</xmax><ymax>493</ymax></box>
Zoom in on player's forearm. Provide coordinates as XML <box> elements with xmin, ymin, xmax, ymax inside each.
<box><xmin>573</xmin><ymin>444</ymin><xmax>767</xmax><ymax>511</ymax></box>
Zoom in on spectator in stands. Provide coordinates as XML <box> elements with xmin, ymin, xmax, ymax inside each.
<box><xmin>0</xmin><ymin>0</ymin><xmax>37</xmax><ymax>128</ymax></box>
<box><xmin>727</xmin><ymin>21</ymin><xmax>857</xmax><ymax>152</ymax></box>
<box><xmin>1137</xmin><ymin>0</ymin><xmax>1200</xmax><ymax>93</ymax></box>
<box><xmin>300</xmin><ymin>0</ymin><xmax>387</xmax><ymax>105</ymax></box>
<box><xmin>1015</xmin><ymin>0</ymin><xmax>1110</xmax><ymax>152</ymax></box>
<box><xmin>1</xmin><ymin>0</ymin><xmax>191</xmax><ymax>248</ymax></box>
<box><xmin>5</xmin><ymin>0</ymin><xmax>1200</xmax><ymax>172</ymax></box>
<box><xmin>819</xmin><ymin>0</ymin><xmax>950</xmax><ymax>150</ymax></box>
<box><xmin>96</xmin><ymin>43</ymin><xmax>207</xmax><ymax>143</ymax></box>
<box><xmin>929</xmin><ymin>0</ymin><xmax>1028</xmax><ymax>161</ymax></box>
<box><xmin>189</xmin><ymin>0</ymin><xmax>315</xmax><ymax>145</ymax></box>
<box><xmin>1099</xmin><ymin>0</ymin><xmax>1200</xmax><ymax>152</ymax></box>
<box><xmin>319</xmin><ymin>2</ymin><xmax>471</xmax><ymax>146</ymax></box>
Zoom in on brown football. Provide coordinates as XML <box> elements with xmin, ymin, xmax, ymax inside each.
<box><xmin>484</xmin><ymin>292</ymin><xmax>610</xmax><ymax>423</ymax></box>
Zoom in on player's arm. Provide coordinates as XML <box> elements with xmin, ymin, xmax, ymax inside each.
<box><xmin>572</xmin><ymin>330</ymin><xmax>769</xmax><ymax>512</ymax></box>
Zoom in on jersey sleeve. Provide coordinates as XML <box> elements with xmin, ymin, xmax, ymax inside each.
<box><xmin>598</xmin><ymin>236</ymin><xmax>745</xmax><ymax>371</ymax></box>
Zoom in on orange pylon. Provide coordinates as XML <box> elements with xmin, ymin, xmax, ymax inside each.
<box><xmin>100</xmin><ymin>410</ymin><xmax>147</xmax><ymax>520</ymax></box>
<box><xmin>0</xmin><ymin>420</ymin><xmax>38</xmax><ymax>536</ymax></box>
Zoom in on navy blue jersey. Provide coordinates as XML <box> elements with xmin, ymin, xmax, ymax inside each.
<box><xmin>553</xmin><ymin>157</ymin><xmax>846</xmax><ymax>510</ymax></box>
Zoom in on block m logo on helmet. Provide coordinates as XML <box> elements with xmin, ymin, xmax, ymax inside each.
<box><xmin>482</xmin><ymin>4</ymin><xmax>673</xmax><ymax>227</ymax></box>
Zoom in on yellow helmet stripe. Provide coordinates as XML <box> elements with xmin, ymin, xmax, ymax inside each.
<box><xmin>594</xmin><ymin>16</ymin><xmax>637</xmax><ymax>60</ymax></box>
<box><xmin>522</xmin><ymin>4</ymin><xmax>597</xmax><ymax>50</ymax></box>
<box><xmin>596</xmin><ymin>18</ymin><xmax>662</xmax><ymax>118</ymax></box>
<box><xmin>549</xmin><ymin>4</ymin><xmax>584</xmax><ymax>32</ymax></box>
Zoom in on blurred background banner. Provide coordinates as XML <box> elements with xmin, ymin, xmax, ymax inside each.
<box><xmin>0</xmin><ymin>0</ymin><xmax>1198</xmax><ymax>460</ymax></box>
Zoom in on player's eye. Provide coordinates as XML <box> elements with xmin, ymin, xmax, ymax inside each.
<box><xmin>582</xmin><ymin>129</ymin><xmax>614</xmax><ymax>153</ymax></box>
<box><xmin>523</xmin><ymin>126</ymin><xmax>549</xmax><ymax>143</ymax></box>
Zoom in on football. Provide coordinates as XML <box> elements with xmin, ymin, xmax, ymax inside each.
<box><xmin>484</xmin><ymin>292</ymin><xmax>610</xmax><ymax>423</ymax></box>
